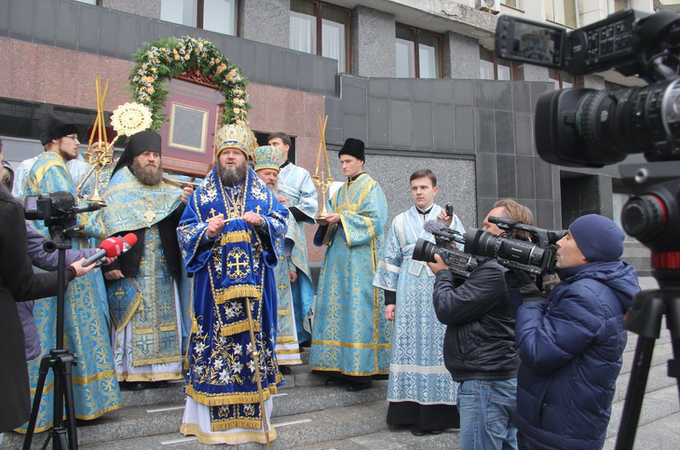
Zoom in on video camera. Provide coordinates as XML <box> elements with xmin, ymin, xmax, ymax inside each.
<box><xmin>496</xmin><ymin>9</ymin><xmax>680</xmax><ymax>168</ymax></box>
<box><xmin>412</xmin><ymin>221</ymin><xmax>479</xmax><ymax>279</ymax></box>
<box><xmin>464</xmin><ymin>217</ymin><xmax>565</xmax><ymax>275</ymax></box>
<box><xmin>24</xmin><ymin>191</ymin><xmax>101</xmax><ymax>236</ymax></box>
<box><xmin>495</xmin><ymin>9</ymin><xmax>680</xmax><ymax>262</ymax></box>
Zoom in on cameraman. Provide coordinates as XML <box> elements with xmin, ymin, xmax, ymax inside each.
<box><xmin>513</xmin><ymin>214</ymin><xmax>640</xmax><ymax>450</ymax></box>
<box><xmin>429</xmin><ymin>199</ymin><xmax>531</xmax><ymax>450</ymax></box>
<box><xmin>0</xmin><ymin>181</ymin><xmax>94</xmax><ymax>439</ymax></box>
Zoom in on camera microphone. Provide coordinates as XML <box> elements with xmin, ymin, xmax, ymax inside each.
<box><xmin>83</xmin><ymin>233</ymin><xmax>138</xmax><ymax>267</ymax></box>
<box><xmin>423</xmin><ymin>219</ymin><xmax>446</xmax><ymax>234</ymax></box>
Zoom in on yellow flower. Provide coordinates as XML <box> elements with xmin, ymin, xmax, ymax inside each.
<box><xmin>216</xmin><ymin>65</ymin><xmax>225</xmax><ymax>74</ymax></box>
<box><xmin>184</xmin><ymin>53</ymin><xmax>190</xmax><ymax>60</ymax></box>
<box><xmin>215</xmin><ymin>58</ymin><xmax>221</xmax><ymax>64</ymax></box>
<box><xmin>236</xmin><ymin>119</ymin><xmax>245</xmax><ymax>125</ymax></box>
<box><xmin>174</xmin><ymin>54</ymin><xmax>180</xmax><ymax>60</ymax></box>
<box><xmin>147</xmin><ymin>86</ymin><xmax>155</xmax><ymax>94</ymax></box>
<box><xmin>233</xmin><ymin>107</ymin><xmax>240</xmax><ymax>114</ymax></box>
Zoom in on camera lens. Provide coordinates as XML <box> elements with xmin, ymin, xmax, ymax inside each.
<box><xmin>413</xmin><ymin>239</ymin><xmax>436</xmax><ymax>263</ymax></box>
<box><xmin>621</xmin><ymin>194</ymin><xmax>666</xmax><ymax>241</ymax></box>
<box><xmin>535</xmin><ymin>79</ymin><xmax>680</xmax><ymax>167</ymax></box>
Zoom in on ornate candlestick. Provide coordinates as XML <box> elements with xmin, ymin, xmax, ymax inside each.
<box><xmin>312</xmin><ymin>114</ymin><xmax>333</xmax><ymax>219</ymax></box>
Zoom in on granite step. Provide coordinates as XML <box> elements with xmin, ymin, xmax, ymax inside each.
<box><xmin>2</xmin><ymin>380</ymin><xmax>388</xmax><ymax>450</ymax></box>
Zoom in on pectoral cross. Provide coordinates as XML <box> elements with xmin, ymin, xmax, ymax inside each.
<box><xmin>144</xmin><ymin>208</ymin><xmax>156</xmax><ymax>223</ymax></box>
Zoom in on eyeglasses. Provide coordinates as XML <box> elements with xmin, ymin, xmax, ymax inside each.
<box><xmin>64</xmin><ymin>134</ymin><xmax>79</xmax><ymax>141</ymax></box>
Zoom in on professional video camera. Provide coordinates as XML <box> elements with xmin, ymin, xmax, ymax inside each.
<box><xmin>24</xmin><ymin>191</ymin><xmax>101</xmax><ymax>235</ymax></box>
<box><xmin>412</xmin><ymin>221</ymin><xmax>479</xmax><ymax>279</ymax></box>
<box><xmin>496</xmin><ymin>10</ymin><xmax>680</xmax><ymax>449</ymax></box>
<box><xmin>464</xmin><ymin>217</ymin><xmax>565</xmax><ymax>275</ymax></box>
<box><xmin>496</xmin><ymin>9</ymin><xmax>680</xmax><ymax>168</ymax></box>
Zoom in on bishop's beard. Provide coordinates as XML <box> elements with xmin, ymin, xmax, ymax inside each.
<box><xmin>218</xmin><ymin>159</ymin><xmax>248</xmax><ymax>186</ymax></box>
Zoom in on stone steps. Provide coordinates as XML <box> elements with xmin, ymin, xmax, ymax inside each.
<box><xmin>3</xmin><ymin>330</ymin><xmax>677</xmax><ymax>450</ymax></box>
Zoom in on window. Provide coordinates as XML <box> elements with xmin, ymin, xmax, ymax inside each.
<box><xmin>395</xmin><ymin>24</ymin><xmax>442</xmax><ymax>79</ymax></box>
<box><xmin>502</xmin><ymin>0</ymin><xmax>519</xmax><ymax>8</ymax></box>
<box><xmin>545</xmin><ymin>0</ymin><xmax>577</xmax><ymax>28</ymax></box>
<box><xmin>608</xmin><ymin>0</ymin><xmax>628</xmax><ymax>14</ymax></box>
<box><xmin>160</xmin><ymin>0</ymin><xmax>237</xmax><ymax>36</ymax></box>
<box><xmin>480</xmin><ymin>47</ymin><xmax>516</xmax><ymax>80</ymax></box>
<box><xmin>74</xmin><ymin>0</ymin><xmax>100</xmax><ymax>4</ymax></box>
<box><xmin>290</xmin><ymin>0</ymin><xmax>350</xmax><ymax>73</ymax></box>
<box><xmin>549</xmin><ymin>69</ymin><xmax>579</xmax><ymax>89</ymax></box>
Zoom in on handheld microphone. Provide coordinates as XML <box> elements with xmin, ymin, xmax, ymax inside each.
<box><xmin>83</xmin><ymin>233</ymin><xmax>138</xmax><ymax>267</ymax></box>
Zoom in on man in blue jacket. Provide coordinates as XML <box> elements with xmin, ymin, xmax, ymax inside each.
<box><xmin>514</xmin><ymin>214</ymin><xmax>640</xmax><ymax>450</ymax></box>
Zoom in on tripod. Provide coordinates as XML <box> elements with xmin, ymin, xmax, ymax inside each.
<box><xmin>23</xmin><ymin>230</ymin><xmax>80</xmax><ymax>450</ymax></box>
<box><xmin>614</xmin><ymin>275</ymin><xmax>680</xmax><ymax>450</ymax></box>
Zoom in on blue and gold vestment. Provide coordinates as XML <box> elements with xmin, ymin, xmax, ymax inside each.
<box><xmin>177</xmin><ymin>167</ymin><xmax>287</xmax><ymax>437</ymax></box>
<box><xmin>101</xmin><ymin>167</ymin><xmax>184</xmax><ymax>381</ymax></box>
<box><xmin>20</xmin><ymin>152</ymin><xmax>122</xmax><ymax>432</ymax></box>
<box><xmin>309</xmin><ymin>172</ymin><xmax>391</xmax><ymax>376</ymax></box>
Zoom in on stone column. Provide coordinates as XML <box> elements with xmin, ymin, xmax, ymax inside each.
<box><xmin>351</xmin><ymin>5</ymin><xmax>395</xmax><ymax>77</ymax></box>
<box><xmin>240</xmin><ymin>0</ymin><xmax>289</xmax><ymax>47</ymax></box>
<box><xmin>442</xmin><ymin>31</ymin><xmax>480</xmax><ymax>79</ymax></box>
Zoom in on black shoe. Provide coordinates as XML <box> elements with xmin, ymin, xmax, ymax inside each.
<box><xmin>429</xmin><ymin>428</ymin><xmax>445</xmax><ymax>435</ymax></box>
<box><xmin>280</xmin><ymin>366</ymin><xmax>292</xmax><ymax>375</ymax></box>
<box><xmin>409</xmin><ymin>424</ymin><xmax>427</xmax><ymax>436</ymax></box>
<box><xmin>324</xmin><ymin>378</ymin><xmax>347</xmax><ymax>387</ymax></box>
<box><xmin>119</xmin><ymin>381</ymin><xmax>145</xmax><ymax>391</ymax></box>
<box><xmin>346</xmin><ymin>379</ymin><xmax>372</xmax><ymax>392</ymax></box>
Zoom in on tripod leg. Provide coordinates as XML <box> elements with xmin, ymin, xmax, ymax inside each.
<box><xmin>615</xmin><ymin>336</ymin><xmax>656</xmax><ymax>450</ymax></box>
<box><xmin>23</xmin><ymin>355</ymin><xmax>52</xmax><ymax>450</ymax></box>
<box><xmin>61</xmin><ymin>357</ymin><xmax>78</xmax><ymax>450</ymax></box>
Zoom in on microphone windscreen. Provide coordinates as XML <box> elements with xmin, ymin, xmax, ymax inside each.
<box><xmin>100</xmin><ymin>236</ymin><xmax>126</xmax><ymax>257</ymax></box>
<box><xmin>423</xmin><ymin>219</ymin><xmax>444</xmax><ymax>234</ymax></box>
<box><xmin>121</xmin><ymin>232</ymin><xmax>138</xmax><ymax>246</ymax></box>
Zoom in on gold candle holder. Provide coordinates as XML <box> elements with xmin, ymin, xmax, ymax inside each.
<box><xmin>312</xmin><ymin>114</ymin><xmax>333</xmax><ymax>219</ymax></box>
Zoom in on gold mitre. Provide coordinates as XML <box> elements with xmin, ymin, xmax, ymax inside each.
<box><xmin>214</xmin><ymin>123</ymin><xmax>256</xmax><ymax>158</ymax></box>
<box><xmin>252</xmin><ymin>145</ymin><xmax>282</xmax><ymax>172</ymax></box>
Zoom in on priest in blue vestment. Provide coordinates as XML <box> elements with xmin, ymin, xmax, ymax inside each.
<box><xmin>373</xmin><ymin>169</ymin><xmax>462</xmax><ymax>435</ymax></box>
<box><xmin>177</xmin><ymin>124</ymin><xmax>288</xmax><ymax>445</ymax></box>
<box><xmin>310</xmin><ymin>138</ymin><xmax>390</xmax><ymax>391</ymax></box>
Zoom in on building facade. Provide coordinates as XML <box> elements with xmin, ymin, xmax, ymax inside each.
<box><xmin>0</xmin><ymin>0</ymin><xmax>661</xmax><ymax>271</ymax></box>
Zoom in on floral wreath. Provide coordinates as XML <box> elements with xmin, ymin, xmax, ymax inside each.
<box><xmin>129</xmin><ymin>36</ymin><xmax>250</xmax><ymax>130</ymax></box>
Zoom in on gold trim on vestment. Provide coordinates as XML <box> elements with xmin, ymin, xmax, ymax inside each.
<box><xmin>133</xmin><ymin>355</ymin><xmax>182</xmax><ymax>366</ymax></box>
<box><xmin>220</xmin><ymin>320</ymin><xmax>261</xmax><ymax>336</ymax></box>
<box><xmin>274</xmin><ymin>348</ymin><xmax>300</xmax><ymax>354</ymax></box>
<box><xmin>30</xmin><ymin>370</ymin><xmax>119</xmax><ymax>394</ymax></box>
<box><xmin>184</xmin><ymin>384</ymin><xmax>277</xmax><ymax>406</ymax></box>
<box><xmin>306</xmin><ymin>367</ymin><xmax>389</xmax><ymax>377</ymax></box>
<box><xmin>180</xmin><ymin>422</ymin><xmax>277</xmax><ymax>445</ymax></box>
<box><xmin>214</xmin><ymin>286</ymin><xmax>262</xmax><ymax>303</ymax></box>
<box><xmin>276</xmin><ymin>336</ymin><xmax>297</xmax><ymax>345</ymax></box>
<box><xmin>311</xmin><ymin>339</ymin><xmax>392</xmax><ymax>350</ymax></box>
<box><xmin>14</xmin><ymin>403</ymin><xmax>123</xmax><ymax>434</ymax></box>
<box><xmin>220</xmin><ymin>230</ymin><xmax>252</xmax><ymax>245</ymax></box>
<box><xmin>117</xmin><ymin>371</ymin><xmax>183</xmax><ymax>382</ymax></box>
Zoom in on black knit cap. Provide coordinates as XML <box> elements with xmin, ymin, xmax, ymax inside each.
<box><xmin>338</xmin><ymin>138</ymin><xmax>365</xmax><ymax>161</ymax></box>
<box><xmin>38</xmin><ymin>111</ymin><xmax>79</xmax><ymax>145</ymax></box>
<box><xmin>112</xmin><ymin>130</ymin><xmax>162</xmax><ymax>175</ymax></box>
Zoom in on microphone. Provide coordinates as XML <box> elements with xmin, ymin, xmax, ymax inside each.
<box><xmin>424</xmin><ymin>219</ymin><xmax>446</xmax><ymax>234</ymax></box>
<box><xmin>83</xmin><ymin>233</ymin><xmax>138</xmax><ymax>267</ymax></box>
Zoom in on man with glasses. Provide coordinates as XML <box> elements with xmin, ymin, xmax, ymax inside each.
<box><xmin>18</xmin><ymin>111</ymin><xmax>122</xmax><ymax>433</ymax></box>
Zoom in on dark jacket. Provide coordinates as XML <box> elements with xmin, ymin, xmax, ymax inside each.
<box><xmin>432</xmin><ymin>258</ymin><xmax>520</xmax><ymax>381</ymax></box>
<box><xmin>18</xmin><ymin>224</ymin><xmax>96</xmax><ymax>361</ymax></box>
<box><xmin>514</xmin><ymin>261</ymin><xmax>639</xmax><ymax>450</ymax></box>
<box><xmin>101</xmin><ymin>205</ymin><xmax>185</xmax><ymax>280</ymax></box>
<box><xmin>0</xmin><ymin>184</ymin><xmax>60</xmax><ymax>432</ymax></box>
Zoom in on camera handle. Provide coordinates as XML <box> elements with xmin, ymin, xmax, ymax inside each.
<box><xmin>614</xmin><ymin>285</ymin><xmax>680</xmax><ymax>450</ymax></box>
<box><xmin>23</xmin><ymin>234</ymin><xmax>80</xmax><ymax>450</ymax></box>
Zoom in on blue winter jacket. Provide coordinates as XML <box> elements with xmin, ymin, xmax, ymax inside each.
<box><xmin>514</xmin><ymin>260</ymin><xmax>640</xmax><ymax>450</ymax></box>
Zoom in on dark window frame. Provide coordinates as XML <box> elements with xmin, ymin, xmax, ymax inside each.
<box><xmin>480</xmin><ymin>46</ymin><xmax>518</xmax><ymax>80</ymax></box>
<box><xmin>290</xmin><ymin>0</ymin><xmax>352</xmax><ymax>73</ymax></box>
<box><xmin>395</xmin><ymin>23</ymin><xmax>443</xmax><ymax>79</ymax></box>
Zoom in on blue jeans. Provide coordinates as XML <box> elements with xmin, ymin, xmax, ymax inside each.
<box><xmin>457</xmin><ymin>378</ymin><xmax>518</xmax><ymax>450</ymax></box>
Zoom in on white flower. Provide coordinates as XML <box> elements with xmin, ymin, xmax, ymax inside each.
<box><xmin>219</xmin><ymin>369</ymin><xmax>230</xmax><ymax>383</ymax></box>
<box><xmin>213</xmin><ymin>358</ymin><xmax>224</xmax><ymax>370</ymax></box>
<box><xmin>194</xmin><ymin>342</ymin><xmax>206</xmax><ymax>355</ymax></box>
<box><xmin>231</xmin><ymin>362</ymin><xmax>243</xmax><ymax>373</ymax></box>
